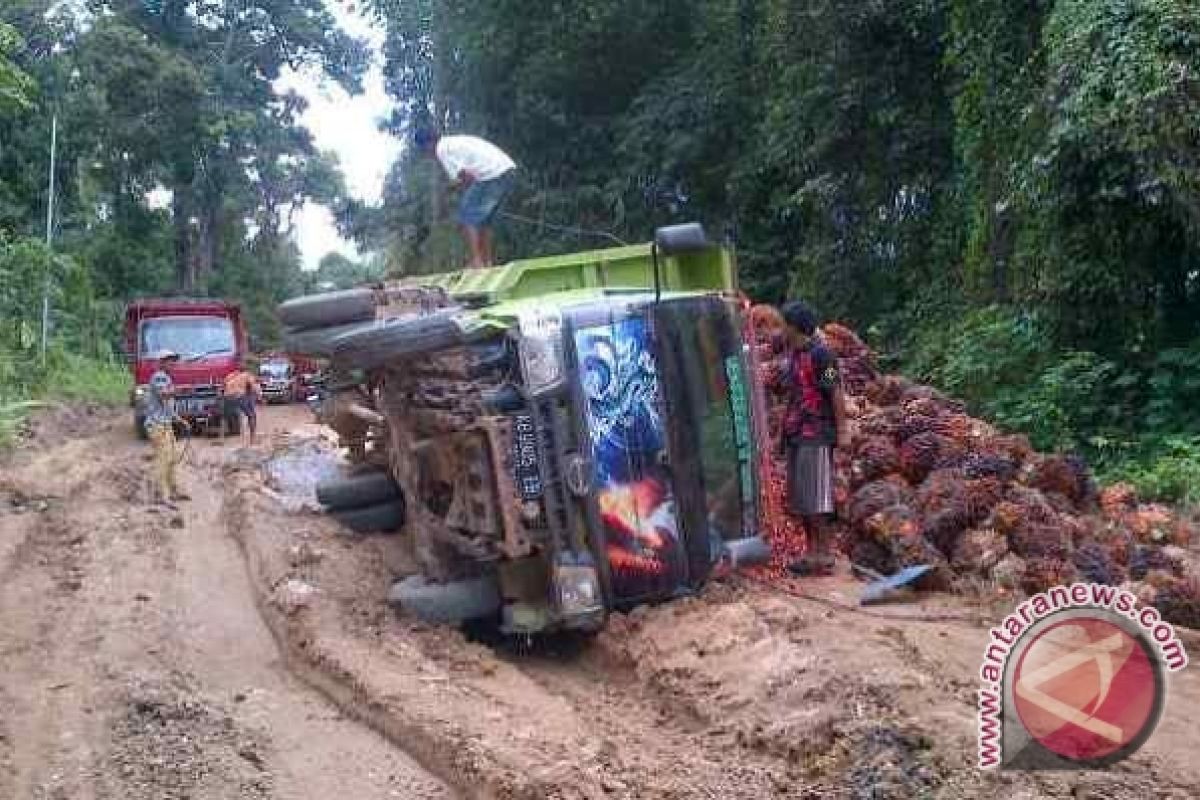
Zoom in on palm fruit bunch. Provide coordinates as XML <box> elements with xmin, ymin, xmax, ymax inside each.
<box><xmin>1072</xmin><ymin>542</ymin><xmax>1124</xmax><ymax>586</ymax></box>
<box><xmin>952</xmin><ymin>527</ymin><xmax>1009</xmax><ymax>577</ymax></box>
<box><xmin>1129</xmin><ymin>544</ymin><xmax>1178</xmax><ymax>580</ymax></box>
<box><xmin>899</xmin><ymin>432</ymin><xmax>964</xmax><ymax>484</ymax></box>
<box><xmin>960</xmin><ymin>451</ymin><xmax>1020</xmax><ymax>482</ymax></box>
<box><xmin>859</xmin><ymin>407</ymin><xmax>905</xmax><ymax>439</ymax></box>
<box><xmin>1125</xmin><ymin>503</ymin><xmax>1190</xmax><ymax>546</ymax></box>
<box><xmin>896</xmin><ymin>412</ymin><xmax>943</xmax><ymax>442</ymax></box>
<box><xmin>849</xmin><ymin>478</ymin><xmax>916</xmax><ymax>532</ymax></box>
<box><xmin>849</xmin><ymin>436</ymin><xmax>900</xmax><ymax>488</ymax></box>
<box><xmin>985</xmin><ymin>434</ymin><xmax>1034</xmax><ymax>465</ymax></box>
<box><xmin>930</xmin><ymin>413</ymin><xmax>978</xmax><ymax>443</ymax></box>
<box><xmin>891</xmin><ymin>533</ymin><xmax>954</xmax><ymax>591</ymax></box>
<box><xmin>1092</xmin><ymin>522</ymin><xmax>1134</xmax><ymax>568</ymax></box>
<box><xmin>1153</xmin><ymin>577</ymin><xmax>1200</xmax><ymax>629</ymax></box>
<box><xmin>866</xmin><ymin>375</ymin><xmax>908</xmax><ymax>408</ymax></box>
<box><xmin>1022</xmin><ymin>454</ymin><xmax>1096</xmax><ymax>510</ymax></box>
<box><xmin>862</xmin><ymin>504</ymin><xmax>923</xmax><ymax>543</ymax></box>
<box><xmin>1100</xmin><ymin>483</ymin><xmax>1139</xmax><ymax>518</ymax></box>
<box><xmin>915</xmin><ymin>469</ymin><xmax>973</xmax><ymax>555</ymax></box>
<box><xmin>851</xmin><ymin>537</ymin><xmax>896</xmax><ymax>577</ymax></box>
<box><xmin>1022</xmin><ymin>557</ymin><xmax>1081</xmax><ymax>594</ymax></box>
<box><xmin>991</xmin><ymin>553</ymin><xmax>1028</xmax><ymax>592</ymax></box>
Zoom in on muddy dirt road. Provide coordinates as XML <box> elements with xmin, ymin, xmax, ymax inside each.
<box><xmin>0</xmin><ymin>406</ymin><xmax>452</xmax><ymax>800</ymax></box>
<box><xmin>3</xmin><ymin>403</ymin><xmax>1199</xmax><ymax>799</ymax></box>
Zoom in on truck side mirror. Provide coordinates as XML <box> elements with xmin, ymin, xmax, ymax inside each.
<box><xmin>654</xmin><ymin>222</ymin><xmax>710</xmax><ymax>256</ymax></box>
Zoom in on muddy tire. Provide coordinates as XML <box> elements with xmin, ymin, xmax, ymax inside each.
<box><xmin>283</xmin><ymin>320</ymin><xmax>379</xmax><ymax>358</ymax></box>
<box><xmin>317</xmin><ymin>471</ymin><xmax>401</xmax><ymax>511</ymax></box>
<box><xmin>278</xmin><ymin>289</ymin><xmax>376</xmax><ymax>330</ymax></box>
<box><xmin>331</xmin><ymin>499</ymin><xmax>406</xmax><ymax>534</ymax></box>
<box><xmin>387</xmin><ymin>575</ymin><xmax>501</xmax><ymax>625</ymax></box>
<box><xmin>134</xmin><ymin>413</ymin><xmax>148</xmax><ymax>440</ymax></box>
<box><xmin>332</xmin><ymin>312</ymin><xmax>464</xmax><ymax>371</ymax></box>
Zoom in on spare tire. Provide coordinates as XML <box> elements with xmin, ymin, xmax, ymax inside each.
<box><xmin>279</xmin><ymin>289</ymin><xmax>376</xmax><ymax>330</ymax></box>
<box><xmin>284</xmin><ymin>320</ymin><xmax>379</xmax><ymax>358</ymax></box>
<box><xmin>331</xmin><ymin>498</ymin><xmax>406</xmax><ymax>534</ymax></box>
<box><xmin>387</xmin><ymin>575</ymin><xmax>501</xmax><ymax>624</ymax></box>
<box><xmin>332</xmin><ymin>311</ymin><xmax>465</xmax><ymax>371</ymax></box>
<box><xmin>317</xmin><ymin>470</ymin><xmax>401</xmax><ymax>511</ymax></box>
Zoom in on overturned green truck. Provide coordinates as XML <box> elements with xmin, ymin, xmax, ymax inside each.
<box><xmin>279</xmin><ymin>224</ymin><xmax>771</xmax><ymax>634</ymax></box>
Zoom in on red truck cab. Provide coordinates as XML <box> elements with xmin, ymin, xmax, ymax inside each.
<box><xmin>124</xmin><ymin>298</ymin><xmax>247</xmax><ymax>435</ymax></box>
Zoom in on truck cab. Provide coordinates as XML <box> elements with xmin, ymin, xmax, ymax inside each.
<box><xmin>284</xmin><ymin>224</ymin><xmax>769</xmax><ymax>634</ymax></box>
<box><xmin>124</xmin><ymin>299</ymin><xmax>247</xmax><ymax>435</ymax></box>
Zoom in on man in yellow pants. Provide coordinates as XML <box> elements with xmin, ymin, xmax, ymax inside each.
<box><xmin>144</xmin><ymin>350</ymin><xmax>190</xmax><ymax>507</ymax></box>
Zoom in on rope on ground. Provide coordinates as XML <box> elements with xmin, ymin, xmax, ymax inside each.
<box><xmin>741</xmin><ymin>573</ymin><xmax>990</xmax><ymax>625</ymax></box>
<box><xmin>497</xmin><ymin>210</ymin><xmax>629</xmax><ymax>247</ymax></box>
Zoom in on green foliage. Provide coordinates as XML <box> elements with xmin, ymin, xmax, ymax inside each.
<box><xmin>0</xmin><ymin>400</ymin><xmax>46</xmax><ymax>448</ymax></box>
<box><xmin>0</xmin><ymin>19</ymin><xmax>35</xmax><ymax>113</ymax></box>
<box><xmin>1098</xmin><ymin>437</ymin><xmax>1200</xmax><ymax>506</ymax></box>
<box><xmin>41</xmin><ymin>349</ymin><xmax>130</xmax><ymax>407</ymax></box>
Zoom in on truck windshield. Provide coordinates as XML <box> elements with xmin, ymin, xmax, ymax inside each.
<box><xmin>260</xmin><ymin>362</ymin><xmax>290</xmax><ymax>378</ymax></box>
<box><xmin>140</xmin><ymin>316</ymin><xmax>235</xmax><ymax>360</ymax></box>
<box><xmin>656</xmin><ymin>299</ymin><xmax>758</xmax><ymax>543</ymax></box>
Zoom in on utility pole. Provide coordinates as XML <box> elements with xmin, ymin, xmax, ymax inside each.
<box><xmin>40</xmin><ymin>113</ymin><xmax>57</xmax><ymax>366</ymax></box>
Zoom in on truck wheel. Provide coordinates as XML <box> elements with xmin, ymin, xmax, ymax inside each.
<box><xmin>278</xmin><ymin>288</ymin><xmax>376</xmax><ymax>330</ymax></box>
<box><xmin>135</xmin><ymin>414</ymin><xmax>148</xmax><ymax>440</ymax></box>
<box><xmin>387</xmin><ymin>575</ymin><xmax>502</xmax><ymax>625</ymax></box>
<box><xmin>283</xmin><ymin>320</ymin><xmax>380</xmax><ymax>358</ymax></box>
<box><xmin>332</xmin><ymin>311</ymin><xmax>464</xmax><ymax>371</ymax></box>
<box><xmin>331</xmin><ymin>498</ymin><xmax>406</xmax><ymax>534</ymax></box>
<box><xmin>317</xmin><ymin>470</ymin><xmax>401</xmax><ymax>510</ymax></box>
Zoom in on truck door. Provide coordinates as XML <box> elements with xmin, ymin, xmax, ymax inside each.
<box><xmin>572</xmin><ymin>308</ymin><xmax>687</xmax><ymax>605</ymax></box>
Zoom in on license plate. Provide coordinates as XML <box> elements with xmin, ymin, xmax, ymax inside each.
<box><xmin>513</xmin><ymin>414</ymin><xmax>543</xmax><ymax>499</ymax></box>
<box><xmin>178</xmin><ymin>397</ymin><xmax>213</xmax><ymax>416</ymax></box>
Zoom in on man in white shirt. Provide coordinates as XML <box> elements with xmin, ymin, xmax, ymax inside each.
<box><xmin>414</xmin><ymin>128</ymin><xmax>517</xmax><ymax>268</ymax></box>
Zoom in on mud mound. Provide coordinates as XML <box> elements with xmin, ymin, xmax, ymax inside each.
<box><xmin>100</xmin><ymin>679</ymin><xmax>272</xmax><ymax>800</ymax></box>
<box><xmin>750</xmin><ymin>306</ymin><xmax>1200</xmax><ymax>627</ymax></box>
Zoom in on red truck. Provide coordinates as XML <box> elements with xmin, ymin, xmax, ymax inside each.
<box><xmin>124</xmin><ymin>298</ymin><xmax>248</xmax><ymax>436</ymax></box>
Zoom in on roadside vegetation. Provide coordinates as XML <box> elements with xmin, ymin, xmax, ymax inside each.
<box><xmin>3</xmin><ymin>4</ymin><xmax>1199</xmax><ymax>500</ymax></box>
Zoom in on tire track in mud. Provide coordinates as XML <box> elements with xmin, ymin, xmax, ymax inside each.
<box><xmin>2</xmin><ymin>410</ymin><xmax>454</xmax><ymax>800</ymax></box>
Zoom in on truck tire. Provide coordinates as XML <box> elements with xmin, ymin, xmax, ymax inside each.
<box><xmin>135</xmin><ymin>413</ymin><xmax>148</xmax><ymax>440</ymax></box>
<box><xmin>283</xmin><ymin>321</ymin><xmax>379</xmax><ymax>358</ymax></box>
<box><xmin>317</xmin><ymin>470</ymin><xmax>401</xmax><ymax>510</ymax></box>
<box><xmin>331</xmin><ymin>498</ymin><xmax>406</xmax><ymax>534</ymax></box>
<box><xmin>332</xmin><ymin>311</ymin><xmax>464</xmax><ymax>371</ymax></box>
<box><xmin>278</xmin><ymin>289</ymin><xmax>376</xmax><ymax>330</ymax></box>
<box><xmin>387</xmin><ymin>575</ymin><xmax>502</xmax><ymax>625</ymax></box>
<box><xmin>654</xmin><ymin>222</ymin><xmax>710</xmax><ymax>255</ymax></box>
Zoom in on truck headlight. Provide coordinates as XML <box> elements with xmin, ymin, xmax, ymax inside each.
<box><xmin>553</xmin><ymin>554</ymin><xmax>603</xmax><ymax>619</ymax></box>
<box><xmin>134</xmin><ymin>385</ymin><xmax>148</xmax><ymax>400</ymax></box>
<box><xmin>518</xmin><ymin>309</ymin><xmax>564</xmax><ymax>392</ymax></box>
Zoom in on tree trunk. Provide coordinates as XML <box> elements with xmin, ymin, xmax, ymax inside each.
<box><xmin>197</xmin><ymin>199</ymin><xmax>219</xmax><ymax>282</ymax></box>
<box><xmin>172</xmin><ymin>188</ymin><xmax>195</xmax><ymax>292</ymax></box>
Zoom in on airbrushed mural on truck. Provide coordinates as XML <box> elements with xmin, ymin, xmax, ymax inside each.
<box><xmin>278</xmin><ymin>223</ymin><xmax>771</xmax><ymax>635</ymax></box>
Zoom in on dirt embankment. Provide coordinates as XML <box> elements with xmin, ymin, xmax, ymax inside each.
<box><xmin>228</xmin><ymin>426</ymin><xmax>1200</xmax><ymax>800</ymax></box>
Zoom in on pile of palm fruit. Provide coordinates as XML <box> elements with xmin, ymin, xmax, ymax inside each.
<box><xmin>749</xmin><ymin>305</ymin><xmax>1199</xmax><ymax>628</ymax></box>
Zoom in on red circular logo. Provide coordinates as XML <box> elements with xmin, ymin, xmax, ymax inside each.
<box><xmin>1012</xmin><ymin>617</ymin><xmax>1161</xmax><ymax>763</ymax></box>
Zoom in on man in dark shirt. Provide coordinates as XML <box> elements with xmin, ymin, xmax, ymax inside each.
<box><xmin>778</xmin><ymin>301</ymin><xmax>848</xmax><ymax>576</ymax></box>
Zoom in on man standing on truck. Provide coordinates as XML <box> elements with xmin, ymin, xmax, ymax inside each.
<box><xmin>413</xmin><ymin>127</ymin><xmax>517</xmax><ymax>269</ymax></box>
<box><xmin>222</xmin><ymin>361</ymin><xmax>263</xmax><ymax>446</ymax></box>
<box><xmin>776</xmin><ymin>301</ymin><xmax>848</xmax><ymax>576</ymax></box>
<box><xmin>144</xmin><ymin>351</ymin><xmax>190</xmax><ymax>507</ymax></box>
